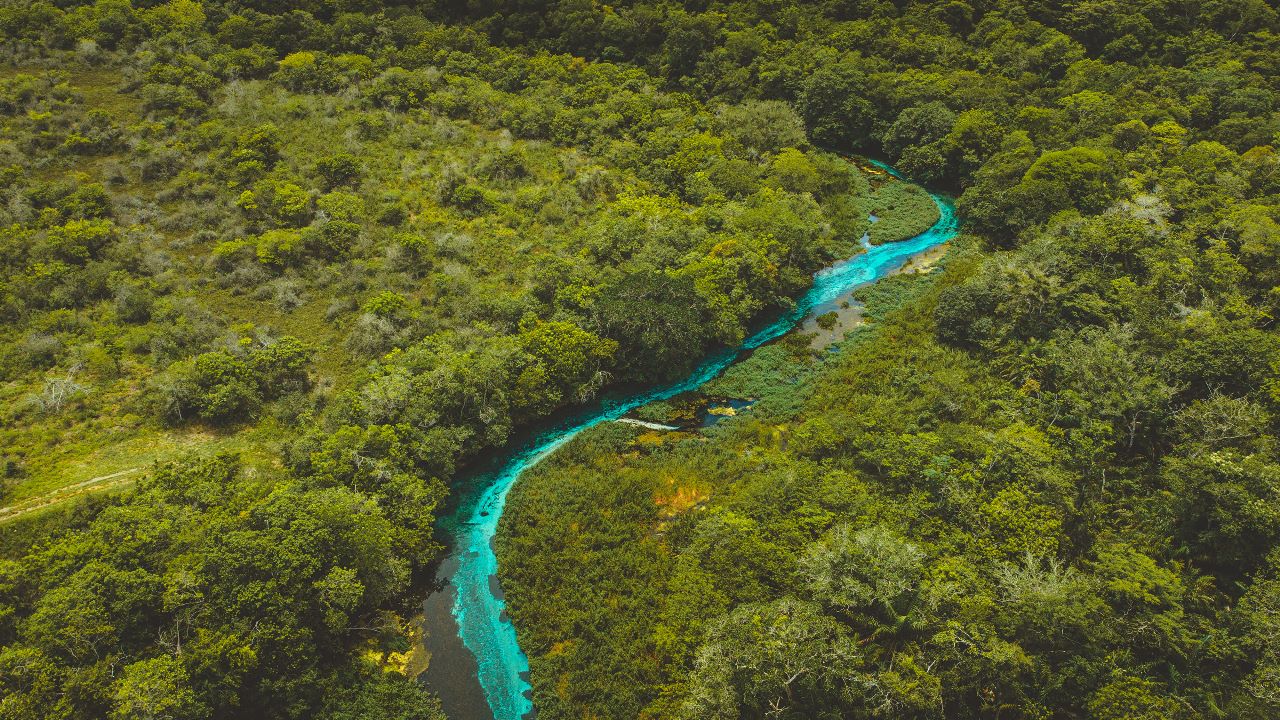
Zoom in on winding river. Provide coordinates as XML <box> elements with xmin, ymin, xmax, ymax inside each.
<box><xmin>421</xmin><ymin>160</ymin><xmax>960</xmax><ymax>720</ymax></box>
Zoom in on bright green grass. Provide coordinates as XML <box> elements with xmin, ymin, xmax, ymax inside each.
<box><xmin>5</xmin><ymin>415</ymin><xmax>284</xmax><ymax>506</ymax></box>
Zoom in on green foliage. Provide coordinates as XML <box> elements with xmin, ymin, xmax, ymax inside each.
<box><xmin>318</xmin><ymin>666</ymin><xmax>446</xmax><ymax>720</ymax></box>
<box><xmin>715</xmin><ymin>100</ymin><xmax>806</xmax><ymax>156</ymax></box>
<box><xmin>687</xmin><ymin>597</ymin><xmax>865</xmax><ymax>719</ymax></box>
<box><xmin>594</xmin><ymin>270</ymin><xmax>711</xmax><ymax>380</ymax></box>
<box><xmin>802</xmin><ymin>524</ymin><xmax>925</xmax><ymax>621</ymax></box>
<box><xmin>111</xmin><ymin>655</ymin><xmax>208</xmax><ymax>720</ymax></box>
<box><xmin>768</xmin><ymin>148</ymin><xmax>820</xmax><ymax>194</ymax></box>
<box><xmin>0</xmin><ymin>454</ymin><xmax>436</xmax><ymax>720</ymax></box>
<box><xmin>866</xmin><ymin>181</ymin><xmax>941</xmax><ymax>244</ymax></box>
<box><xmin>314</xmin><ymin>153</ymin><xmax>361</xmax><ymax>190</ymax></box>
<box><xmin>798</xmin><ymin>61</ymin><xmax>874</xmax><ymax>151</ymax></box>
<box><xmin>491</xmin><ymin>5</ymin><xmax>1280</xmax><ymax>699</ymax></box>
<box><xmin>1087</xmin><ymin>675</ymin><xmax>1181</xmax><ymax>720</ymax></box>
<box><xmin>151</xmin><ymin>337</ymin><xmax>311</xmax><ymax>424</ymax></box>
<box><xmin>4</xmin><ymin>1</ymin><xmax>1280</xmax><ymax>719</ymax></box>
<box><xmin>1021</xmin><ymin>146</ymin><xmax>1116</xmax><ymax>216</ymax></box>
<box><xmin>517</xmin><ymin>316</ymin><xmax>617</xmax><ymax>407</ymax></box>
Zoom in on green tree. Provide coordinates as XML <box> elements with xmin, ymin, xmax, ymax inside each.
<box><xmin>768</xmin><ymin>148</ymin><xmax>821</xmax><ymax>194</ymax></box>
<box><xmin>802</xmin><ymin>524</ymin><xmax>925</xmax><ymax>623</ymax></box>
<box><xmin>798</xmin><ymin>62</ymin><xmax>875</xmax><ymax>151</ymax></box>
<box><xmin>716</xmin><ymin>99</ymin><xmax>808</xmax><ymax>156</ymax></box>
<box><xmin>1086</xmin><ymin>675</ymin><xmax>1180</xmax><ymax>720</ymax></box>
<box><xmin>594</xmin><ymin>270</ymin><xmax>710</xmax><ymax>380</ymax></box>
<box><xmin>112</xmin><ymin>655</ymin><xmax>208</xmax><ymax>720</ymax></box>
<box><xmin>688</xmin><ymin>597</ymin><xmax>865</xmax><ymax>719</ymax></box>
<box><xmin>1019</xmin><ymin>147</ymin><xmax>1116</xmax><ymax>219</ymax></box>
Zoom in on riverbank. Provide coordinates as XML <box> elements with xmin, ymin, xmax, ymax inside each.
<box><xmin>799</xmin><ymin>241</ymin><xmax>949</xmax><ymax>349</ymax></box>
<box><xmin>494</xmin><ymin>188</ymin><xmax>959</xmax><ymax>719</ymax></box>
<box><xmin>420</xmin><ymin>160</ymin><xmax>958</xmax><ymax>720</ymax></box>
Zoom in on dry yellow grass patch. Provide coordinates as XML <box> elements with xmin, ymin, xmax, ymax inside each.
<box><xmin>654</xmin><ymin>472</ymin><xmax>709</xmax><ymax>516</ymax></box>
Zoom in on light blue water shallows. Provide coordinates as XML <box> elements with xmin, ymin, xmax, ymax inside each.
<box><xmin>445</xmin><ymin>169</ymin><xmax>959</xmax><ymax>720</ymax></box>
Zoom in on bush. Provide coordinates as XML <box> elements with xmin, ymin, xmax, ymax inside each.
<box><xmin>112</xmin><ymin>282</ymin><xmax>153</xmax><ymax>323</ymax></box>
<box><xmin>146</xmin><ymin>299</ymin><xmax>225</xmax><ymax>364</ymax></box>
<box><xmin>345</xmin><ymin>313</ymin><xmax>401</xmax><ymax>357</ymax></box>
<box><xmin>716</xmin><ymin>99</ymin><xmax>808</xmax><ymax>156</ymax></box>
<box><xmin>152</xmin><ymin>338</ymin><xmax>312</xmax><ymax>424</ymax></box>
<box><xmin>364</xmin><ymin>67</ymin><xmax>440</xmax><ymax>111</ymax></box>
<box><xmin>315</xmin><ymin>153</ymin><xmax>362</xmax><ymax>189</ymax></box>
<box><xmin>255</xmin><ymin>228</ymin><xmax>305</xmax><ymax>269</ymax></box>
<box><xmin>197</xmin><ymin>352</ymin><xmax>262</xmax><ymax>419</ymax></box>
<box><xmin>273</xmin><ymin>51</ymin><xmax>342</xmax><ymax>93</ymax></box>
<box><xmin>272</xmin><ymin>279</ymin><xmax>306</xmax><ymax>312</ymax></box>
<box><xmin>140</xmin><ymin>82</ymin><xmax>207</xmax><ymax>118</ymax></box>
<box><xmin>13</xmin><ymin>332</ymin><xmax>62</xmax><ymax>370</ymax></box>
<box><xmin>867</xmin><ymin>181</ymin><xmax>940</xmax><ymax>244</ymax></box>
<box><xmin>240</xmin><ymin>180</ymin><xmax>313</xmax><ymax>227</ymax></box>
<box><xmin>448</xmin><ymin>183</ymin><xmax>496</xmax><ymax>216</ymax></box>
<box><xmin>250</xmin><ymin>336</ymin><xmax>312</xmax><ymax>394</ymax></box>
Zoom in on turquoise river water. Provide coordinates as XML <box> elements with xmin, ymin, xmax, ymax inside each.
<box><xmin>422</xmin><ymin>160</ymin><xmax>960</xmax><ymax>720</ymax></box>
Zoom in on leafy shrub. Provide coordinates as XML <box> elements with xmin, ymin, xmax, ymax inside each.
<box><xmin>448</xmin><ymin>183</ymin><xmax>496</xmax><ymax>216</ymax></box>
<box><xmin>151</xmin><ymin>337</ymin><xmax>311</xmax><ymax>424</ymax></box>
<box><xmin>345</xmin><ymin>313</ymin><xmax>401</xmax><ymax>357</ymax></box>
<box><xmin>364</xmin><ymin>67</ymin><xmax>441</xmax><ymax>111</ymax></box>
<box><xmin>273</xmin><ymin>51</ymin><xmax>343</xmax><ymax>93</ymax></box>
<box><xmin>139</xmin><ymin>82</ymin><xmax>206</xmax><ymax>117</ymax></box>
<box><xmin>317</xmin><ymin>191</ymin><xmax>365</xmax><ymax>222</ymax></box>
<box><xmin>11</xmin><ymin>332</ymin><xmax>62</xmax><ymax>370</ymax></box>
<box><xmin>315</xmin><ymin>153</ymin><xmax>361</xmax><ymax>189</ymax></box>
<box><xmin>112</xmin><ymin>282</ymin><xmax>153</xmax><ymax>323</ymax></box>
<box><xmin>239</xmin><ymin>180</ymin><xmax>312</xmax><ymax>227</ymax></box>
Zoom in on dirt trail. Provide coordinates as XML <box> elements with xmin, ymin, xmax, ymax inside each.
<box><xmin>0</xmin><ymin>467</ymin><xmax>141</xmax><ymax>524</ymax></box>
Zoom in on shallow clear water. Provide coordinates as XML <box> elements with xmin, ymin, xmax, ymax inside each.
<box><xmin>430</xmin><ymin>167</ymin><xmax>959</xmax><ymax>720</ymax></box>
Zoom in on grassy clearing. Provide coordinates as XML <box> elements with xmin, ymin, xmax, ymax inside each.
<box><xmin>5</xmin><ymin>417</ymin><xmax>284</xmax><ymax>506</ymax></box>
<box><xmin>0</xmin><ymin>62</ymin><xmax>936</xmax><ymax>515</ymax></box>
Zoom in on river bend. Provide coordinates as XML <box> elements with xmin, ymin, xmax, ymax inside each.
<box><xmin>423</xmin><ymin>160</ymin><xmax>960</xmax><ymax>720</ymax></box>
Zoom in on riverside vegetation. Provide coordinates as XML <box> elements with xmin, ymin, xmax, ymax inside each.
<box><xmin>1</xmin><ymin>2</ymin><xmax>1279</xmax><ymax>720</ymax></box>
<box><xmin>0</xmin><ymin>2</ymin><xmax>938</xmax><ymax>719</ymax></box>
<box><xmin>478</xmin><ymin>2</ymin><xmax>1280</xmax><ymax>720</ymax></box>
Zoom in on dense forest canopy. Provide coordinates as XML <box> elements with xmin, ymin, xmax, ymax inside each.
<box><xmin>475</xmin><ymin>2</ymin><xmax>1280</xmax><ymax>720</ymax></box>
<box><xmin>0</xmin><ymin>1</ymin><xmax>938</xmax><ymax>718</ymax></box>
<box><xmin>0</xmin><ymin>0</ymin><xmax>1279</xmax><ymax>719</ymax></box>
